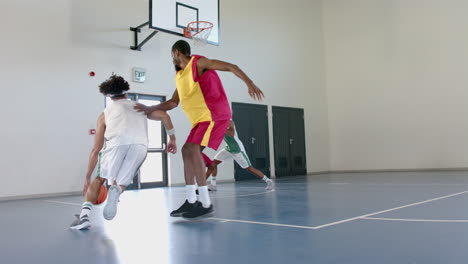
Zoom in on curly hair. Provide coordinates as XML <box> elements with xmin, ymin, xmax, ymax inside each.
<box><xmin>172</xmin><ymin>40</ymin><xmax>191</xmax><ymax>56</ymax></box>
<box><xmin>99</xmin><ymin>75</ymin><xmax>130</xmax><ymax>98</ymax></box>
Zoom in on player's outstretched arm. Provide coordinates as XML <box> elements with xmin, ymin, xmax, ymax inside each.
<box><xmin>134</xmin><ymin>89</ymin><xmax>180</xmax><ymax>114</ymax></box>
<box><xmin>197</xmin><ymin>57</ymin><xmax>264</xmax><ymax>101</ymax></box>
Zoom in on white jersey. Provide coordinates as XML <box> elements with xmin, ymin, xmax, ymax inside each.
<box><xmin>104</xmin><ymin>99</ymin><xmax>148</xmax><ymax>147</ymax></box>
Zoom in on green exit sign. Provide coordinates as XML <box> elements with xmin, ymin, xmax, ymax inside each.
<box><xmin>133</xmin><ymin>67</ymin><xmax>146</xmax><ymax>83</ymax></box>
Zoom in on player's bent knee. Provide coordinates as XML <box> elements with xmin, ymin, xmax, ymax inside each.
<box><xmin>181</xmin><ymin>144</ymin><xmax>191</xmax><ymax>156</ymax></box>
<box><xmin>182</xmin><ymin>144</ymin><xmax>198</xmax><ymax>157</ymax></box>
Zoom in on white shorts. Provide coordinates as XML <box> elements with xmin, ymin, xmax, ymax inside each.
<box><xmin>214</xmin><ymin>149</ymin><xmax>252</xmax><ymax>169</ymax></box>
<box><xmin>98</xmin><ymin>144</ymin><xmax>147</xmax><ymax>186</ymax></box>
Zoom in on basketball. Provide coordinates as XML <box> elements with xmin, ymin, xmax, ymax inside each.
<box><xmin>95</xmin><ymin>184</ymin><xmax>108</xmax><ymax>205</ymax></box>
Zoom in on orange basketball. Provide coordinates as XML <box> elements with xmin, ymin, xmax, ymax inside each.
<box><xmin>95</xmin><ymin>184</ymin><xmax>108</xmax><ymax>205</ymax></box>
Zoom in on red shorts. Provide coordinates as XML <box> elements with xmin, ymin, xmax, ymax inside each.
<box><xmin>186</xmin><ymin>120</ymin><xmax>230</xmax><ymax>150</ymax></box>
<box><xmin>202</xmin><ymin>153</ymin><xmax>213</xmax><ymax>167</ymax></box>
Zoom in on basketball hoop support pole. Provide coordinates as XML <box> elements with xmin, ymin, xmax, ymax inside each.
<box><xmin>130</xmin><ymin>21</ymin><xmax>158</xmax><ymax>51</ymax></box>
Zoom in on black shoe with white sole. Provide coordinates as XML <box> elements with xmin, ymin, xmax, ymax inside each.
<box><xmin>182</xmin><ymin>202</ymin><xmax>213</xmax><ymax>219</ymax></box>
<box><xmin>170</xmin><ymin>200</ymin><xmax>199</xmax><ymax>217</ymax></box>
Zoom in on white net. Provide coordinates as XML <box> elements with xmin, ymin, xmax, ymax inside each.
<box><xmin>185</xmin><ymin>21</ymin><xmax>213</xmax><ymax>46</ymax></box>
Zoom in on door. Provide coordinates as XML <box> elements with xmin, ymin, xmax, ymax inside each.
<box><xmin>273</xmin><ymin>106</ymin><xmax>307</xmax><ymax>177</ymax></box>
<box><xmin>136</xmin><ymin>94</ymin><xmax>168</xmax><ymax>188</ymax></box>
<box><xmin>232</xmin><ymin>103</ymin><xmax>270</xmax><ymax>181</ymax></box>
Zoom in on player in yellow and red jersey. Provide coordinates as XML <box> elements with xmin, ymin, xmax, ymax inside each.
<box><xmin>136</xmin><ymin>40</ymin><xmax>264</xmax><ymax>218</ymax></box>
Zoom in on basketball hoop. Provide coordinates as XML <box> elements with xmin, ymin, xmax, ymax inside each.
<box><xmin>184</xmin><ymin>21</ymin><xmax>213</xmax><ymax>46</ymax></box>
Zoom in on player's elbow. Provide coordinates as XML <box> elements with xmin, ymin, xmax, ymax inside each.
<box><xmin>159</xmin><ymin>110</ymin><xmax>170</xmax><ymax>120</ymax></box>
<box><xmin>229</xmin><ymin>64</ymin><xmax>240</xmax><ymax>72</ymax></box>
<box><xmin>149</xmin><ymin>110</ymin><xmax>167</xmax><ymax>121</ymax></box>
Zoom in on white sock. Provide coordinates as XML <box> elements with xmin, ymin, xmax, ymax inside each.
<box><xmin>186</xmin><ymin>185</ymin><xmax>197</xmax><ymax>203</ymax></box>
<box><xmin>211</xmin><ymin>176</ymin><xmax>217</xmax><ymax>186</ymax></box>
<box><xmin>262</xmin><ymin>176</ymin><xmax>271</xmax><ymax>183</ymax></box>
<box><xmin>198</xmin><ymin>186</ymin><xmax>211</xmax><ymax>208</ymax></box>
<box><xmin>80</xmin><ymin>202</ymin><xmax>93</xmax><ymax>219</ymax></box>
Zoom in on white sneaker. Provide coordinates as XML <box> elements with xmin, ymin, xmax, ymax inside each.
<box><xmin>103</xmin><ymin>185</ymin><xmax>121</xmax><ymax>220</ymax></box>
<box><xmin>70</xmin><ymin>215</ymin><xmax>91</xmax><ymax>230</ymax></box>
<box><xmin>208</xmin><ymin>184</ymin><xmax>217</xmax><ymax>191</ymax></box>
<box><xmin>266</xmin><ymin>180</ymin><xmax>275</xmax><ymax>191</ymax></box>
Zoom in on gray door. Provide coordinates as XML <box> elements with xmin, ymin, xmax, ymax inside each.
<box><xmin>273</xmin><ymin>108</ymin><xmax>291</xmax><ymax>177</ymax></box>
<box><xmin>273</xmin><ymin>106</ymin><xmax>307</xmax><ymax>177</ymax></box>
<box><xmin>289</xmin><ymin>108</ymin><xmax>307</xmax><ymax>175</ymax></box>
<box><xmin>232</xmin><ymin>103</ymin><xmax>270</xmax><ymax>181</ymax></box>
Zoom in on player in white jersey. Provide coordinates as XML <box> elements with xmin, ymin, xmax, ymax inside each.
<box><xmin>70</xmin><ymin>75</ymin><xmax>177</xmax><ymax>230</ymax></box>
<box><xmin>206</xmin><ymin>120</ymin><xmax>274</xmax><ymax>191</ymax></box>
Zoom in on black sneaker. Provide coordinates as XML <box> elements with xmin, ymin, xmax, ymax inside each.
<box><xmin>182</xmin><ymin>203</ymin><xmax>213</xmax><ymax>219</ymax></box>
<box><xmin>170</xmin><ymin>200</ymin><xmax>198</xmax><ymax>217</ymax></box>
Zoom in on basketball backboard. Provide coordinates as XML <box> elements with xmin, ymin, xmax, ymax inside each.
<box><xmin>150</xmin><ymin>0</ymin><xmax>220</xmax><ymax>45</ymax></box>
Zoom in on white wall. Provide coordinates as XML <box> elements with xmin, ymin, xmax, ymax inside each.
<box><xmin>0</xmin><ymin>0</ymin><xmax>328</xmax><ymax>198</ymax></box>
<box><xmin>323</xmin><ymin>0</ymin><xmax>468</xmax><ymax>171</ymax></box>
<box><xmin>323</xmin><ymin>0</ymin><xmax>468</xmax><ymax>170</ymax></box>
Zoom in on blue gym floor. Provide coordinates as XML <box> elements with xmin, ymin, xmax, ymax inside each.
<box><xmin>3</xmin><ymin>171</ymin><xmax>468</xmax><ymax>264</ymax></box>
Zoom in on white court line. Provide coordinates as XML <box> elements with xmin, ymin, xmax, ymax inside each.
<box><xmin>312</xmin><ymin>190</ymin><xmax>468</xmax><ymax>229</ymax></box>
<box><xmin>363</xmin><ymin>217</ymin><xmax>468</xmax><ymax>223</ymax></box>
<box><xmin>44</xmin><ymin>190</ymin><xmax>468</xmax><ymax>230</ymax></box>
<box><xmin>43</xmin><ymin>200</ymin><xmax>82</xmax><ymax>206</ymax></box>
<box><xmin>209</xmin><ymin>217</ymin><xmax>316</xmax><ymax>230</ymax></box>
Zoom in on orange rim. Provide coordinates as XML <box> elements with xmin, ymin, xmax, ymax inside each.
<box><xmin>185</xmin><ymin>21</ymin><xmax>213</xmax><ymax>37</ymax></box>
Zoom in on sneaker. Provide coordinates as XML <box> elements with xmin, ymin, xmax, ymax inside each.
<box><xmin>266</xmin><ymin>180</ymin><xmax>275</xmax><ymax>191</ymax></box>
<box><xmin>208</xmin><ymin>184</ymin><xmax>217</xmax><ymax>191</ymax></box>
<box><xmin>70</xmin><ymin>214</ymin><xmax>80</xmax><ymax>226</ymax></box>
<box><xmin>170</xmin><ymin>200</ymin><xmax>199</xmax><ymax>217</ymax></box>
<box><xmin>182</xmin><ymin>202</ymin><xmax>213</xmax><ymax>219</ymax></box>
<box><xmin>70</xmin><ymin>216</ymin><xmax>91</xmax><ymax>230</ymax></box>
<box><xmin>103</xmin><ymin>185</ymin><xmax>121</xmax><ymax>220</ymax></box>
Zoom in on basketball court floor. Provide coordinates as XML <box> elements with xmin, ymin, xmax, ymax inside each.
<box><xmin>2</xmin><ymin>171</ymin><xmax>468</xmax><ymax>264</ymax></box>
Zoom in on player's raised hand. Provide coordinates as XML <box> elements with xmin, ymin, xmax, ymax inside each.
<box><xmin>134</xmin><ymin>103</ymin><xmax>151</xmax><ymax>115</ymax></box>
<box><xmin>247</xmin><ymin>83</ymin><xmax>264</xmax><ymax>101</ymax></box>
